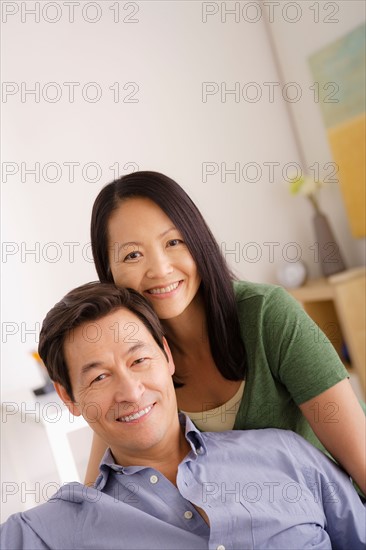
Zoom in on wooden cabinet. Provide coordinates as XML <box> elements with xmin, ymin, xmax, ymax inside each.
<box><xmin>289</xmin><ymin>268</ymin><xmax>366</xmax><ymax>398</ymax></box>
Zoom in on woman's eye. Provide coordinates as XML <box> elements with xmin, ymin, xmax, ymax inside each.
<box><xmin>167</xmin><ymin>239</ymin><xmax>183</xmax><ymax>247</ymax></box>
<box><xmin>124</xmin><ymin>251</ymin><xmax>142</xmax><ymax>262</ymax></box>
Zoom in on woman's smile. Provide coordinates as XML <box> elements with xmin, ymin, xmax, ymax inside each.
<box><xmin>145</xmin><ymin>280</ymin><xmax>183</xmax><ymax>297</ymax></box>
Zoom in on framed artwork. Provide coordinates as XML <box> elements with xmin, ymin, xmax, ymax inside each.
<box><xmin>309</xmin><ymin>23</ymin><xmax>366</xmax><ymax>237</ymax></box>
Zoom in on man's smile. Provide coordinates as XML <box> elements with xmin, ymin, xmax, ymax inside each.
<box><xmin>116</xmin><ymin>403</ymin><xmax>155</xmax><ymax>423</ymax></box>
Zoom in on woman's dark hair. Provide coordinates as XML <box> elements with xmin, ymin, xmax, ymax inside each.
<box><xmin>38</xmin><ymin>282</ymin><xmax>168</xmax><ymax>401</ymax></box>
<box><xmin>91</xmin><ymin>171</ymin><xmax>246</xmax><ymax>382</ymax></box>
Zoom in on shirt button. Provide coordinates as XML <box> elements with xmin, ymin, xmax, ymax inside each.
<box><xmin>196</xmin><ymin>447</ymin><xmax>204</xmax><ymax>455</ymax></box>
<box><xmin>184</xmin><ymin>511</ymin><xmax>193</xmax><ymax>519</ymax></box>
<box><xmin>150</xmin><ymin>475</ymin><xmax>159</xmax><ymax>484</ymax></box>
<box><xmin>217</xmin><ymin>546</ymin><xmax>225</xmax><ymax>550</ymax></box>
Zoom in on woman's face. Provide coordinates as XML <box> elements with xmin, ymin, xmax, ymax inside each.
<box><xmin>107</xmin><ymin>197</ymin><xmax>201</xmax><ymax>320</ymax></box>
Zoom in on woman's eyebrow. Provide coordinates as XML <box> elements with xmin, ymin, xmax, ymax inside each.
<box><xmin>115</xmin><ymin>241</ymin><xmax>142</xmax><ymax>249</ymax></box>
<box><xmin>158</xmin><ymin>225</ymin><xmax>177</xmax><ymax>238</ymax></box>
<box><xmin>113</xmin><ymin>226</ymin><xmax>177</xmax><ymax>250</ymax></box>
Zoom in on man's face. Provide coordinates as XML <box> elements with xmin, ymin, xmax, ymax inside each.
<box><xmin>57</xmin><ymin>308</ymin><xmax>179</xmax><ymax>465</ymax></box>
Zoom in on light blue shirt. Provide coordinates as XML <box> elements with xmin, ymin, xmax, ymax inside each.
<box><xmin>1</xmin><ymin>415</ymin><xmax>365</xmax><ymax>549</ymax></box>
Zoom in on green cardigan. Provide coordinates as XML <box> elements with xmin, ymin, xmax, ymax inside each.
<box><xmin>232</xmin><ymin>280</ymin><xmax>352</xmax><ymax>457</ymax></box>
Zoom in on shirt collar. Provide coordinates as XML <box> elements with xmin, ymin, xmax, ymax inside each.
<box><xmin>94</xmin><ymin>449</ymin><xmax>120</xmax><ymax>490</ymax></box>
<box><xmin>94</xmin><ymin>413</ymin><xmax>207</xmax><ymax>490</ymax></box>
<box><xmin>179</xmin><ymin>412</ymin><xmax>207</xmax><ymax>457</ymax></box>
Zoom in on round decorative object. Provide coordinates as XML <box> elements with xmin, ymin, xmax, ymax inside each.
<box><xmin>276</xmin><ymin>261</ymin><xmax>307</xmax><ymax>289</ymax></box>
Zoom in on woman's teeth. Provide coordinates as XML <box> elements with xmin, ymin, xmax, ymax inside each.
<box><xmin>118</xmin><ymin>405</ymin><xmax>153</xmax><ymax>423</ymax></box>
<box><xmin>148</xmin><ymin>282</ymin><xmax>179</xmax><ymax>294</ymax></box>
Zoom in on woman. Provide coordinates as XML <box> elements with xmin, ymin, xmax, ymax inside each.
<box><xmin>87</xmin><ymin>170</ymin><xmax>366</xmax><ymax>494</ymax></box>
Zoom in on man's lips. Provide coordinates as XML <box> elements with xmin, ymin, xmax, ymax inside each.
<box><xmin>145</xmin><ymin>281</ymin><xmax>182</xmax><ymax>295</ymax></box>
<box><xmin>116</xmin><ymin>403</ymin><xmax>155</xmax><ymax>423</ymax></box>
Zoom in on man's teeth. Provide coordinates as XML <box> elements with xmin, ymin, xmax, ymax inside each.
<box><xmin>148</xmin><ymin>282</ymin><xmax>179</xmax><ymax>294</ymax></box>
<box><xmin>118</xmin><ymin>405</ymin><xmax>153</xmax><ymax>423</ymax></box>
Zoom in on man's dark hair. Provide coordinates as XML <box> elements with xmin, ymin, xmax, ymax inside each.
<box><xmin>38</xmin><ymin>282</ymin><xmax>167</xmax><ymax>401</ymax></box>
<box><xmin>90</xmin><ymin>171</ymin><xmax>246</xmax><ymax>383</ymax></box>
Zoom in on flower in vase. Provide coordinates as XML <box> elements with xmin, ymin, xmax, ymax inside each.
<box><xmin>288</xmin><ymin>174</ymin><xmax>346</xmax><ymax>275</ymax></box>
<box><xmin>289</xmin><ymin>174</ymin><xmax>325</xmax><ymax>214</ymax></box>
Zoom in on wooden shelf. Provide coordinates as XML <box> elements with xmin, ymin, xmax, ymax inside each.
<box><xmin>288</xmin><ymin>268</ymin><xmax>366</xmax><ymax>398</ymax></box>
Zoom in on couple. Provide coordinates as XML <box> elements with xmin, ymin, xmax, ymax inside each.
<box><xmin>1</xmin><ymin>171</ymin><xmax>365</xmax><ymax>548</ymax></box>
<box><xmin>1</xmin><ymin>281</ymin><xmax>365</xmax><ymax>548</ymax></box>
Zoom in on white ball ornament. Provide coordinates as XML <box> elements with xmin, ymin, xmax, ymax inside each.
<box><xmin>276</xmin><ymin>261</ymin><xmax>307</xmax><ymax>289</ymax></box>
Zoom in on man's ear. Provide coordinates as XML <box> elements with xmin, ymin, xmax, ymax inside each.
<box><xmin>54</xmin><ymin>382</ymin><xmax>82</xmax><ymax>417</ymax></box>
<box><xmin>162</xmin><ymin>337</ymin><xmax>175</xmax><ymax>376</ymax></box>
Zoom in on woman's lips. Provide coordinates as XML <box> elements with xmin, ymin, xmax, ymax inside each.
<box><xmin>145</xmin><ymin>280</ymin><xmax>183</xmax><ymax>298</ymax></box>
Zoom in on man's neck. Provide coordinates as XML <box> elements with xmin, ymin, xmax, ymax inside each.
<box><xmin>110</xmin><ymin>424</ymin><xmax>191</xmax><ymax>486</ymax></box>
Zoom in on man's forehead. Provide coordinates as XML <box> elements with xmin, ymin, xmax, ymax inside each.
<box><xmin>66</xmin><ymin>307</ymin><xmax>155</xmax><ymax>347</ymax></box>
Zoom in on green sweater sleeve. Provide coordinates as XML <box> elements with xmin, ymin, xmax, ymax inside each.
<box><xmin>258</xmin><ymin>285</ymin><xmax>348</xmax><ymax>405</ymax></box>
<box><xmin>234</xmin><ymin>281</ymin><xmax>364</xmax><ymax>465</ymax></box>
<box><xmin>234</xmin><ymin>281</ymin><xmax>349</xmax><ymax>409</ymax></box>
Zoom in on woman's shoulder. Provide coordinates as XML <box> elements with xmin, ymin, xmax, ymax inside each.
<box><xmin>233</xmin><ymin>280</ymin><xmax>302</xmax><ymax>325</ymax></box>
<box><xmin>233</xmin><ymin>280</ymin><xmax>288</xmax><ymax>303</ymax></box>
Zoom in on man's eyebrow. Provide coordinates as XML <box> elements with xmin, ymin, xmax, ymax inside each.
<box><xmin>80</xmin><ymin>361</ymin><xmax>103</xmax><ymax>377</ymax></box>
<box><xmin>79</xmin><ymin>342</ymin><xmax>147</xmax><ymax>377</ymax></box>
<box><xmin>114</xmin><ymin>226</ymin><xmax>177</xmax><ymax>250</ymax></box>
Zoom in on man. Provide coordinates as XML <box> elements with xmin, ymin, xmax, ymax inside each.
<box><xmin>1</xmin><ymin>282</ymin><xmax>365</xmax><ymax>549</ymax></box>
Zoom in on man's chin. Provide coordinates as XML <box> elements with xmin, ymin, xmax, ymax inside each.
<box><xmin>110</xmin><ymin>440</ymin><xmax>160</xmax><ymax>465</ymax></box>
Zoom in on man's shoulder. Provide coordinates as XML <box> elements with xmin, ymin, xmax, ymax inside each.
<box><xmin>201</xmin><ymin>427</ymin><xmax>318</xmax><ymax>461</ymax></box>
<box><xmin>0</xmin><ymin>482</ymin><xmax>99</xmax><ymax>549</ymax></box>
<box><xmin>21</xmin><ymin>481</ymin><xmax>98</xmax><ymax>511</ymax></box>
<box><xmin>203</xmin><ymin>426</ymin><xmax>293</xmax><ymax>442</ymax></box>
<box><xmin>200</xmin><ymin>426</ymin><xmax>346</xmax><ymax>481</ymax></box>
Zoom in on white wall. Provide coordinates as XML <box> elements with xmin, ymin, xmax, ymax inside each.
<box><xmin>2</xmin><ymin>1</ymin><xmax>304</xmax><ymax>397</ymax></box>
<box><xmin>265</xmin><ymin>0</ymin><xmax>366</xmax><ymax>266</ymax></box>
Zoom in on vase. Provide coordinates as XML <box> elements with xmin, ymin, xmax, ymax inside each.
<box><xmin>312</xmin><ymin>212</ymin><xmax>346</xmax><ymax>277</ymax></box>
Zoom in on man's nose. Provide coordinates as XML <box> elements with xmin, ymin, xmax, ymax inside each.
<box><xmin>113</xmin><ymin>371</ymin><xmax>145</xmax><ymax>406</ymax></box>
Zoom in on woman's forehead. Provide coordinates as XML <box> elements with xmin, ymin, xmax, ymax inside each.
<box><xmin>108</xmin><ymin>197</ymin><xmax>176</xmax><ymax>236</ymax></box>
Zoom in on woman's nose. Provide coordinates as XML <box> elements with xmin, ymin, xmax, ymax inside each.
<box><xmin>146</xmin><ymin>251</ymin><xmax>173</xmax><ymax>279</ymax></box>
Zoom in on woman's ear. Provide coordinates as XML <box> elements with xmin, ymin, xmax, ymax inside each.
<box><xmin>162</xmin><ymin>337</ymin><xmax>175</xmax><ymax>376</ymax></box>
<box><xmin>54</xmin><ymin>382</ymin><xmax>82</xmax><ymax>417</ymax></box>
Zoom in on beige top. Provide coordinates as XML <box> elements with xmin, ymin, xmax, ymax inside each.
<box><xmin>181</xmin><ymin>381</ymin><xmax>245</xmax><ymax>432</ymax></box>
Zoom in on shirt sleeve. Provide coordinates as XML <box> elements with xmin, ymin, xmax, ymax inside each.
<box><xmin>0</xmin><ymin>513</ymin><xmax>50</xmax><ymax>550</ymax></box>
<box><xmin>287</xmin><ymin>430</ymin><xmax>366</xmax><ymax>549</ymax></box>
<box><xmin>261</xmin><ymin>285</ymin><xmax>349</xmax><ymax>404</ymax></box>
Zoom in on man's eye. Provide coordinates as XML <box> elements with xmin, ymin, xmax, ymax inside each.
<box><xmin>124</xmin><ymin>251</ymin><xmax>142</xmax><ymax>261</ymax></box>
<box><xmin>132</xmin><ymin>357</ymin><xmax>148</xmax><ymax>366</ymax></box>
<box><xmin>92</xmin><ymin>374</ymin><xmax>107</xmax><ymax>384</ymax></box>
<box><xmin>167</xmin><ymin>239</ymin><xmax>183</xmax><ymax>247</ymax></box>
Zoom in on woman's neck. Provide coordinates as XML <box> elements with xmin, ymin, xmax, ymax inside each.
<box><xmin>161</xmin><ymin>291</ymin><xmax>208</xmax><ymax>356</ymax></box>
<box><xmin>162</xmin><ymin>290</ymin><xmax>242</xmax><ymax>412</ymax></box>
